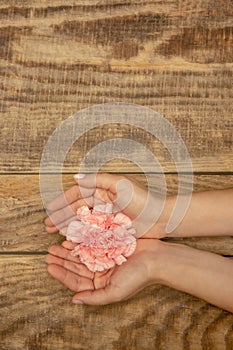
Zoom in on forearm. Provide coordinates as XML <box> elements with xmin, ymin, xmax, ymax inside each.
<box><xmin>155</xmin><ymin>189</ymin><xmax>233</xmax><ymax>238</ymax></box>
<box><xmin>154</xmin><ymin>241</ymin><xmax>233</xmax><ymax>313</ymax></box>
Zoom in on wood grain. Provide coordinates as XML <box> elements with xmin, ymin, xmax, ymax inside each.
<box><xmin>0</xmin><ymin>1</ymin><xmax>233</xmax><ymax>348</ymax></box>
<box><xmin>0</xmin><ymin>0</ymin><xmax>232</xmax><ymax>172</ymax></box>
<box><xmin>1</xmin><ymin>255</ymin><xmax>233</xmax><ymax>350</ymax></box>
<box><xmin>1</xmin><ymin>174</ymin><xmax>232</xmax><ymax>254</ymax></box>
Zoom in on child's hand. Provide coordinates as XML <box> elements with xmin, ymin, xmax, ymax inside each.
<box><xmin>45</xmin><ymin>238</ymin><xmax>163</xmax><ymax>305</ymax></box>
<box><xmin>44</xmin><ymin>173</ymin><xmax>167</xmax><ymax>238</ymax></box>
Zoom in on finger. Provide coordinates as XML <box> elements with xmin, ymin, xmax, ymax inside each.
<box><xmin>47</xmin><ymin>185</ymin><xmax>94</xmax><ymax>211</ymax></box>
<box><xmin>74</xmin><ymin>173</ymin><xmax>135</xmax><ymax>213</ymax></box>
<box><xmin>59</xmin><ymin>226</ymin><xmax>68</xmax><ymax>236</ymax></box>
<box><xmin>45</xmin><ymin>197</ymin><xmax>93</xmax><ymax>227</ymax></box>
<box><xmin>48</xmin><ymin>245</ymin><xmax>82</xmax><ymax>264</ymax></box>
<box><xmin>45</xmin><ymin>254</ymin><xmax>94</xmax><ymax>279</ymax></box>
<box><xmin>45</xmin><ymin>215</ymin><xmax>76</xmax><ymax>233</ymax></box>
<box><xmin>46</xmin><ymin>185</ymin><xmax>79</xmax><ymax>211</ymax></box>
<box><xmin>92</xmin><ymin>190</ymin><xmax>111</xmax><ymax>207</ymax></box>
<box><xmin>45</xmin><ymin>202</ymin><xmax>77</xmax><ymax>227</ymax></box>
<box><xmin>45</xmin><ymin>225</ymin><xmax>61</xmax><ymax>234</ymax></box>
<box><xmin>74</xmin><ymin>173</ymin><xmax>124</xmax><ymax>195</ymax></box>
<box><xmin>45</xmin><ymin>191</ymin><xmax>115</xmax><ymax>234</ymax></box>
<box><xmin>47</xmin><ymin>264</ymin><xmax>94</xmax><ymax>292</ymax></box>
<box><xmin>94</xmin><ymin>269</ymin><xmax>114</xmax><ymax>290</ymax></box>
<box><xmin>62</xmin><ymin>241</ymin><xmax>78</xmax><ymax>250</ymax></box>
<box><xmin>72</xmin><ymin>284</ymin><xmax>125</xmax><ymax>305</ymax></box>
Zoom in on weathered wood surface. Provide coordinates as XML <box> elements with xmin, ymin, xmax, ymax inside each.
<box><xmin>1</xmin><ymin>0</ymin><xmax>233</xmax><ymax>349</ymax></box>
<box><xmin>0</xmin><ymin>0</ymin><xmax>232</xmax><ymax>172</ymax></box>
<box><xmin>1</xmin><ymin>255</ymin><xmax>233</xmax><ymax>350</ymax></box>
<box><xmin>0</xmin><ymin>174</ymin><xmax>232</xmax><ymax>254</ymax></box>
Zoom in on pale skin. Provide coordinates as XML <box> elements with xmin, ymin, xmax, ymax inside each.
<box><xmin>44</xmin><ymin>174</ymin><xmax>233</xmax><ymax>312</ymax></box>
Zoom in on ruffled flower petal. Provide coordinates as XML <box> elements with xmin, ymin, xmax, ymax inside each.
<box><xmin>66</xmin><ymin>204</ymin><xmax>137</xmax><ymax>272</ymax></box>
<box><xmin>66</xmin><ymin>221</ymin><xmax>85</xmax><ymax>243</ymax></box>
<box><xmin>113</xmin><ymin>212</ymin><xmax>132</xmax><ymax>228</ymax></box>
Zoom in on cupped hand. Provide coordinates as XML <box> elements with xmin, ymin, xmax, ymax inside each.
<box><xmin>45</xmin><ymin>238</ymin><xmax>163</xmax><ymax>305</ymax></box>
<box><xmin>44</xmin><ymin>173</ymin><xmax>167</xmax><ymax>238</ymax></box>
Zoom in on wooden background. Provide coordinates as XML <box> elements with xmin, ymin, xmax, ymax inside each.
<box><xmin>0</xmin><ymin>0</ymin><xmax>233</xmax><ymax>349</ymax></box>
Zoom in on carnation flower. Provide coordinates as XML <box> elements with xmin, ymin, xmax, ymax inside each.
<box><xmin>66</xmin><ymin>203</ymin><xmax>137</xmax><ymax>272</ymax></box>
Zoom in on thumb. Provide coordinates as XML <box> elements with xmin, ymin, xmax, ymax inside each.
<box><xmin>72</xmin><ymin>285</ymin><xmax>124</xmax><ymax>306</ymax></box>
<box><xmin>73</xmin><ymin>173</ymin><xmax>125</xmax><ymax>194</ymax></box>
<box><xmin>73</xmin><ymin>173</ymin><xmax>133</xmax><ymax>210</ymax></box>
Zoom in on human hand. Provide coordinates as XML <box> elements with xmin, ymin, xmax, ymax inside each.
<box><xmin>46</xmin><ymin>235</ymin><xmax>233</xmax><ymax>311</ymax></box>
<box><xmin>45</xmin><ymin>238</ymin><xmax>164</xmax><ymax>305</ymax></box>
<box><xmin>44</xmin><ymin>173</ymin><xmax>168</xmax><ymax>238</ymax></box>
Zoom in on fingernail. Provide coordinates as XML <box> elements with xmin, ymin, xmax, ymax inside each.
<box><xmin>73</xmin><ymin>300</ymin><xmax>84</xmax><ymax>304</ymax></box>
<box><xmin>74</xmin><ymin>174</ymin><xmax>86</xmax><ymax>179</ymax></box>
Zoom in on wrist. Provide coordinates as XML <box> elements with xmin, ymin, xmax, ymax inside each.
<box><xmin>154</xmin><ymin>189</ymin><xmax>233</xmax><ymax>238</ymax></box>
<box><xmin>145</xmin><ymin>195</ymin><xmax>177</xmax><ymax>239</ymax></box>
<box><xmin>147</xmin><ymin>240</ymin><xmax>191</xmax><ymax>287</ymax></box>
<box><xmin>147</xmin><ymin>239</ymin><xmax>233</xmax><ymax>313</ymax></box>
<box><xmin>145</xmin><ymin>239</ymin><xmax>171</xmax><ymax>284</ymax></box>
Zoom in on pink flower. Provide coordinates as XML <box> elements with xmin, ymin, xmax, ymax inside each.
<box><xmin>66</xmin><ymin>204</ymin><xmax>137</xmax><ymax>272</ymax></box>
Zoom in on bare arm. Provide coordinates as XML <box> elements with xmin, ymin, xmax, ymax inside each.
<box><xmin>45</xmin><ymin>174</ymin><xmax>233</xmax><ymax>238</ymax></box>
<box><xmin>155</xmin><ymin>189</ymin><xmax>233</xmax><ymax>238</ymax></box>
<box><xmin>155</xmin><ymin>241</ymin><xmax>233</xmax><ymax>313</ymax></box>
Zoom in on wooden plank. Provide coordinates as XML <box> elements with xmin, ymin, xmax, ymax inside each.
<box><xmin>1</xmin><ymin>2</ymin><xmax>232</xmax><ymax>349</ymax></box>
<box><xmin>1</xmin><ymin>255</ymin><xmax>233</xmax><ymax>350</ymax></box>
<box><xmin>1</xmin><ymin>174</ymin><xmax>233</xmax><ymax>254</ymax></box>
<box><xmin>0</xmin><ymin>0</ymin><xmax>232</xmax><ymax>172</ymax></box>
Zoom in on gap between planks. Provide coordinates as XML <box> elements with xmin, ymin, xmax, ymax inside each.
<box><xmin>1</xmin><ymin>172</ymin><xmax>233</xmax><ymax>175</ymax></box>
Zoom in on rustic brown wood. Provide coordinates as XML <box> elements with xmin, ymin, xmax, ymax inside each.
<box><xmin>1</xmin><ymin>255</ymin><xmax>233</xmax><ymax>350</ymax></box>
<box><xmin>0</xmin><ymin>174</ymin><xmax>232</xmax><ymax>254</ymax></box>
<box><xmin>0</xmin><ymin>0</ymin><xmax>232</xmax><ymax>172</ymax></box>
<box><xmin>1</xmin><ymin>1</ymin><xmax>233</xmax><ymax>348</ymax></box>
